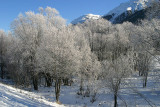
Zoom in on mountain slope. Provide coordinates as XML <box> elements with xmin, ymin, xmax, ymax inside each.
<box><xmin>71</xmin><ymin>14</ymin><xmax>101</xmax><ymax>24</ymax></box>
<box><xmin>71</xmin><ymin>0</ymin><xmax>159</xmax><ymax>24</ymax></box>
<box><xmin>103</xmin><ymin>0</ymin><xmax>159</xmax><ymax>24</ymax></box>
<box><xmin>0</xmin><ymin>82</ymin><xmax>64</xmax><ymax>107</ymax></box>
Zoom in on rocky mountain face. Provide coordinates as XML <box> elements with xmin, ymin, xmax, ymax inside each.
<box><xmin>71</xmin><ymin>0</ymin><xmax>159</xmax><ymax>24</ymax></box>
<box><xmin>103</xmin><ymin>8</ymin><xmax>147</xmax><ymax>24</ymax></box>
<box><xmin>103</xmin><ymin>0</ymin><xmax>158</xmax><ymax>24</ymax></box>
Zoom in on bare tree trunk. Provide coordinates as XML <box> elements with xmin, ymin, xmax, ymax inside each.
<box><xmin>79</xmin><ymin>77</ymin><xmax>84</xmax><ymax>95</ymax></box>
<box><xmin>30</xmin><ymin>53</ymin><xmax>39</xmax><ymax>90</ymax></box>
<box><xmin>0</xmin><ymin>35</ymin><xmax>4</xmax><ymax>79</ymax></box>
<box><xmin>139</xmin><ymin>71</ymin><xmax>141</xmax><ymax>76</ymax></box>
<box><xmin>143</xmin><ymin>72</ymin><xmax>148</xmax><ymax>88</ymax></box>
<box><xmin>114</xmin><ymin>93</ymin><xmax>118</xmax><ymax>107</ymax></box>
<box><xmin>1</xmin><ymin>63</ymin><xmax>4</xmax><ymax>79</ymax></box>
<box><xmin>33</xmin><ymin>75</ymin><xmax>38</xmax><ymax>90</ymax></box>
<box><xmin>55</xmin><ymin>78</ymin><xmax>61</xmax><ymax>103</ymax></box>
<box><xmin>45</xmin><ymin>73</ymin><xmax>52</xmax><ymax>87</ymax></box>
<box><xmin>63</xmin><ymin>78</ymin><xmax>69</xmax><ymax>86</ymax></box>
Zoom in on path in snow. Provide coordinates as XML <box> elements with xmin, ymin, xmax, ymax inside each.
<box><xmin>0</xmin><ymin>82</ymin><xmax>64</xmax><ymax>107</ymax></box>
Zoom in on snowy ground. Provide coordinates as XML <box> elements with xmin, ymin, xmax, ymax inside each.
<box><xmin>0</xmin><ymin>82</ymin><xmax>64</xmax><ymax>107</ymax></box>
<box><xmin>35</xmin><ymin>57</ymin><xmax>160</xmax><ymax>107</ymax></box>
<box><xmin>35</xmin><ymin>74</ymin><xmax>160</xmax><ymax>107</ymax></box>
<box><xmin>0</xmin><ymin>58</ymin><xmax>159</xmax><ymax>107</ymax></box>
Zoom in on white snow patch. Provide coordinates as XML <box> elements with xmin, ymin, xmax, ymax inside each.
<box><xmin>127</xmin><ymin>7</ymin><xmax>132</xmax><ymax>11</ymax></box>
<box><xmin>71</xmin><ymin>14</ymin><xmax>101</xmax><ymax>24</ymax></box>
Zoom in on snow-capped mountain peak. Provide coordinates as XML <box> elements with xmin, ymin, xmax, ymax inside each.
<box><xmin>105</xmin><ymin>0</ymin><xmax>158</xmax><ymax>22</ymax></box>
<box><xmin>71</xmin><ymin>14</ymin><xmax>101</xmax><ymax>24</ymax></box>
<box><xmin>72</xmin><ymin>0</ymin><xmax>159</xmax><ymax>25</ymax></box>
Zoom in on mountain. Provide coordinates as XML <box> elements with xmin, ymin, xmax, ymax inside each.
<box><xmin>71</xmin><ymin>14</ymin><xmax>101</xmax><ymax>25</ymax></box>
<box><xmin>71</xmin><ymin>0</ymin><xmax>159</xmax><ymax>24</ymax></box>
<box><xmin>103</xmin><ymin>0</ymin><xmax>159</xmax><ymax>24</ymax></box>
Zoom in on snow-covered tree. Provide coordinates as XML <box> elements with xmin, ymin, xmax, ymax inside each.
<box><xmin>11</xmin><ymin>7</ymin><xmax>66</xmax><ymax>90</ymax></box>
<box><xmin>126</xmin><ymin>19</ymin><xmax>155</xmax><ymax>87</ymax></box>
<box><xmin>146</xmin><ymin>0</ymin><xmax>160</xmax><ymax>20</ymax></box>
<box><xmin>37</xmin><ymin>25</ymin><xmax>81</xmax><ymax>102</ymax></box>
<box><xmin>79</xmin><ymin>19</ymin><xmax>113</xmax><ymax>61</ymax></box>
<box><xmin>0</xmin><ymin>30</ymin><xmax>8</xmax><ymax>79</ymax></box>
<box><xmin>101</xmin><ymin>52</ymin><xmax>134</xmax><ymax>107</ymax></box>
<box><xmin>72</xmin><ymin>25</ymin><xmax>101</xmax><ymax>98</ymax></box>
<box><xmin>11</xmin><ymin>12</ymin><xmax>45</xmax><ymax>90</ymax></box>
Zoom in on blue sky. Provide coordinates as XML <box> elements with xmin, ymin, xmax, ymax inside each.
<box><xmin>0</xmin><ymin>0</ymin><xmax>129</xmax><ymax>31</ymax></box>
